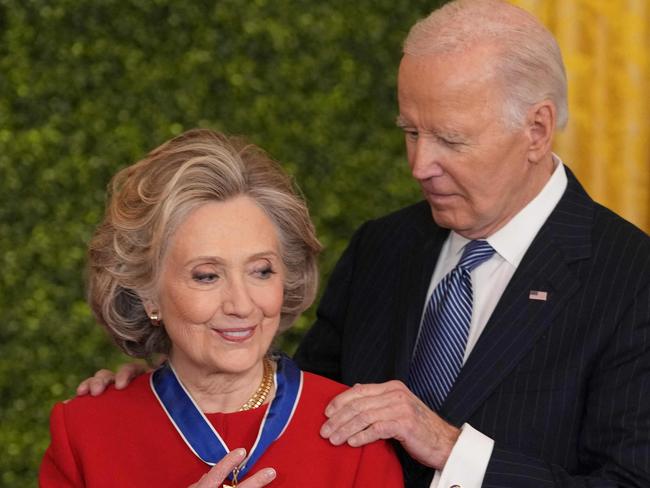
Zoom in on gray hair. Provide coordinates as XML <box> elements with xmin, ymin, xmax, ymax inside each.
<box><xmin>403</xmin><ymin>0</ymin><xmax>568</xmax><ymax>130</ymax></box>
<box><xmin>88</xmin><ymin>129</ymin><xmax>322</xmax><ymax>358</ymax></box>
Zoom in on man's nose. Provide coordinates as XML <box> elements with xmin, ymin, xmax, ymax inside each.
<box><xmin>410</xmin><ymin>138</ymin><xmax>444</xmax><ymax>180</ymax></box>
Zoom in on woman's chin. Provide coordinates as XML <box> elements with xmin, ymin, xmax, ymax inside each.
<box><xmin>203</xmin><ymin>349</ymin><xmax>269</xmax><ymax>377</ymax></box>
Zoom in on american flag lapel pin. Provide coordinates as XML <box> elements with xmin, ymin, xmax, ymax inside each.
<box><xmin>529</xmin><ymin>290</ymin><xmax>548</xmax><ymax>301</ymax></box>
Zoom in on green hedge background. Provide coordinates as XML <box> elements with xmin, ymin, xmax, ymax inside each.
<box><xmin>0</xmin><ymin>0</ymin><xmax>445</xmax><ymax>485</ymax></box>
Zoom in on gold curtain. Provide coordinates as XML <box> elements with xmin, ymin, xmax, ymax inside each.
<box><xmin>510</xmin><ymin>0</ymin><xmax>650</xmax><ymax>234</ymax></box>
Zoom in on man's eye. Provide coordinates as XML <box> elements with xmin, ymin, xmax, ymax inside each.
<box><xmin>192</xmin><ymin>272</ymin><xmax>218</xmax><ymax>283</ymax></box>
<box><xmin>404</xmin><ymin>130</ymin><xmax>419</xmax><ymax>140</ymax></box>
<box><xmin>439</xmin><ymin>136</ymin><xmax>463</xmax><ymax>147</ymax></box>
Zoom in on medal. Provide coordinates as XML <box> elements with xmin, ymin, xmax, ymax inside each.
<box><xmin>222</xmin><ymin>467</ymin><xmax>239</xmax><ymax>488</ymax></box>
<box><xmin>151</xmin><ymin>355</ymin><xmax>302</xmax><ymax>485</ymax></box>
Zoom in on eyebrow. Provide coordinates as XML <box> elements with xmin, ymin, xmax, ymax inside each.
<box><xmin>395</xmin><ymin>115</ymin><xmax>411</xmax><ymax>128</ymax></box>
<box><xmin>184</xmin><ymin>251</ymin><xmax>281</xmax><ymax>267</ymax></box>
<box><xmin>394</xmin><ymin>116</ymin><xmax>466</xmax><ymax>142</ymax></box>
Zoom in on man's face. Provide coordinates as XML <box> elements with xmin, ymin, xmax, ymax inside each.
<box><xmin>397</xmin><ymin>48</ymin><xmax>539</xmax><ymax>239</ymax></box>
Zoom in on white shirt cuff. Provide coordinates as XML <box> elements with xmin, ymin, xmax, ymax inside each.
<box><xmin>429</xmin><ymin>423</ymin><xmax>494</xmax><ymax>488</ymax></box>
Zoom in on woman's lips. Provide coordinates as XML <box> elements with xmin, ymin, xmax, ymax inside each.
<box><xmin>212</xmin><ymin>326</ymin><xmax>256</xmax><ymax>343</ymax></box>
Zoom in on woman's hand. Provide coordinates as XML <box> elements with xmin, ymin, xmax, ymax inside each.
<box><xmin>76</xmin><ymin>362</ymin><xmax>149</xmax><ymax>396</ymax></box>
<box><xmin>189</xmin><ymin>449</ymin><xmax>276</xmax><ymax>488</ymax></box>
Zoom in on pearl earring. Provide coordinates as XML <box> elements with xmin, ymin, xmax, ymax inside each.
<box><xmin>149</xmin><ymin>311</ymin><xmax>161</xmax><ymax>326</ymax></box>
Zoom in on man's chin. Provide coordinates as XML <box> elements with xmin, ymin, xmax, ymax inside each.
<box><xmin>429</xmin><ymin>208</ymin><xmax>485</xmax><ymax>239</ymax></box>
<box><xmin>429</xmin><ymin>206</ymin><xmax>460</xmax><ymax>230</ymax></box>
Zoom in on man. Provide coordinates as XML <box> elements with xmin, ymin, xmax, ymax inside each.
<box><xmin>82</xmin><ymin>1</ymin><xmax>650</xmax><ymax>486</ymax></box>
<box><xmin>294</xmin><ymin>0</ymin><xmax>649</xmax><ymax>485</ymax></box>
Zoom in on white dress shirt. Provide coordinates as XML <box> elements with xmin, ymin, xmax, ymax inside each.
<box><xmin>426</xmin><ymin>158</ymin><xmax>568</xmax><ymax>488</ymax></box>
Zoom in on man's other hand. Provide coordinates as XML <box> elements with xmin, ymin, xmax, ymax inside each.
<box><xmin>76</xmin><ymin>362</ymin><xmax>149</xmax><ymax>396</ymax></box>
<box><xmin>320</xmin><ymin>380</ymin><xmax>460</xmax><ymax>470</ymax></box>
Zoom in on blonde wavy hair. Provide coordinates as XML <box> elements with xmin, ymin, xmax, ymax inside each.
<box><xmin>88</xmin><ymin>129</ymin><xmax>322</xmax><ymax>357</ymax></box>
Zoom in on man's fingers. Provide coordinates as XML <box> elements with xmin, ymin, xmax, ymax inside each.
<box><xmin>321</xmin><ymin>393</ymin><xmax>394</xmax><ymax>442</ymax></box>
<box><xmin>324</xmin><ymin>383</ymin><xmax>383</xmax><ymax>417</ymax></box>
<box><xmin>75</xmin><ymin>363</ymin><xmax>150</xmax><ymax>397</ymax></box>
<box><xmin>114</xmin><ymin>362</ymin><xmax>149</xmax><ymax>389</ymax></box>
<box><xmin>324</xmin><ymin>381</ymin><xmax>402</xmax><ymax>417</ymax></box>
<box><xmin>75</xmin><ymin>379</ymin><xmax>91</xmax><ymax>396</ymax></box>
<box><xmin>347</xmin><ymin>418</ymin><xmax>402</xmax><ymax>447</ymax></box>
<box><xmin>324</xmin><ymin>405</ymin><xmax>386</xmax><ymax>445</ymax></box>
<box><xmin>75</xmin><ymin>369</ymin><xmax>115</xmax><ymax>397</ymax></box>
<box><xmin>321</xmin><ymin>381</ymin><xmax>408</xmax><ymax>441</ymax></box>
<box><xmin>325</xmin><ymin>382</ymin><xmax>461</xmax><ymax>469</ymax></box>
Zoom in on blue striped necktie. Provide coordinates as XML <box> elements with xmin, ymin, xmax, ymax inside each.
<box><xmin>407</xmin><ymin>240</ymin><xmax>495</xmax><ymax>410</ymax></box>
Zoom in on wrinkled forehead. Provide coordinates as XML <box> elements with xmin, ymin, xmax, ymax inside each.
<box><xmin>399</xmin><ymin>41</ymin><xmax>501</xmax><ymax>81</ymax></box>
<box><xmin>397</xmin><ymin>45</ymin><xmax>503</xmax><ymax>104</ymax></box>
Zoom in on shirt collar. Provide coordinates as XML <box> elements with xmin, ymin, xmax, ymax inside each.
<box><xmin>448</xmin><ymin>155</ymin><xmax>568</xmax><ymax>266</ymax></box>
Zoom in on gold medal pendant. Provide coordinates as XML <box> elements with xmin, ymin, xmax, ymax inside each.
<box><xmin>222</xmin><ymin>467</ymin><xmax>239</xmax><ymax>488</ymax></box>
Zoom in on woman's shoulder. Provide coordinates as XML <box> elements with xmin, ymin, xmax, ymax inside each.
<box><xmin>299</xmin><ymin>371</ymin><xmax>349</xmax><ymax>407</ymax></box>
<box><xmin>53</xmin><ymin>371</ymin><xmax>155</xmax><ymax>422</ymax></box>
<box><xmin>291</xmin><ymin>371</ymin><xmax>405</xmax><ymax>486</ymax></box>
<box><xmin>46</xmin><ymin>371</ymin><xmax>166</xmax><ymax>461</ymax></box>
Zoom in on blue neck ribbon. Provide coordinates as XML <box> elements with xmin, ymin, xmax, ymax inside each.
<box><xmin>151</xmin><ymin>355</ymin><xmax>302</xmax><ymax>482</ymax></box>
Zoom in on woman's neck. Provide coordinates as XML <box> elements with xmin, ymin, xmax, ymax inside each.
<box><xmin>168</xmin><ymin>357</ymin><xmax>275</xmax><ymax>414</ymax></box>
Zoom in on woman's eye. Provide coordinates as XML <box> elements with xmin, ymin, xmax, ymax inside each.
<box><xmin>192</xmin><ymin>272</ymin><xmax>219</xmax><ymax>283</ymax></box>
<box><xmin>254</xmin><ymin>266</ymin><xmax>276</xmax><ymax>279</ymax></box>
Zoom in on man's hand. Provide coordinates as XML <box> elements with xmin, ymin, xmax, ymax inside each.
<box><xmin>189</xmin><ymin>449</ymin><xmax>276</xmax><ymax>488</ymax></box>
<box><xmin>76</xmin><ymin>362</ymin><xmax>149</xmax><ymax>396</ymax></box>
<box><xmin>320</xmin><ymin>380</ymin><xmax>460</xmax><ymax>469</ymax></box>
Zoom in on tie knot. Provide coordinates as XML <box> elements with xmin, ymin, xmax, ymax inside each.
<box><xmin>457</xmin><ymin>240</ymin><xmax>495</xmax><ymax>272</ymax></box>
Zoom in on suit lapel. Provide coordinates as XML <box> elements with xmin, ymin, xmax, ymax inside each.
<box><xmin>441</xmin><ymin>169</ymin><xmax>594</xmax><ymax>424</ymax></box>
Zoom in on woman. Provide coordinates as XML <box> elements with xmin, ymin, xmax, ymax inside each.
<box><xmin>39</xmin><ymin>129</ymin><xmax>404</xmax><ymax>487</ymax></box>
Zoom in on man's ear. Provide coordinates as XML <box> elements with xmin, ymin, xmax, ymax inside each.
<box><xmin>525</xmin><ymin>100</ymin><xmax>556</xmax><ymax>163</ymax></box>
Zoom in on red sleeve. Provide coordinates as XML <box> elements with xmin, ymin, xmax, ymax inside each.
<box><xmin>39</xmin><ymin>402</ymin><xmax>83</xmax><ymax>487</ymax></box>
<box><xmin>353</xmin><ymin>440</ymin><xmax>404</xmax><ymax>487</ymax></box>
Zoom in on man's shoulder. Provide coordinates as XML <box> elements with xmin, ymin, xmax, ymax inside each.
<box><xmin>590</xmin><ymin>203</ymin><xmax>650</xmax><ymax>278</ymax></box>
<box><xmin>366</xmin><ymin>200</ymin><xmax>433</xmax><ymax>228</ymax></box>
<box><xmin>562</xmin><ymin>167</ymin><xmax>648</xmax><ymax>245</ymax></box>
<box><xmin>356</xmin><ymin>200</ymin><xmax>441</xmax><ymax>242</ymax></box>
<box><xmin>592</xmin><ymin>202</ymin><xmax>650</xmax><ymax>247</ymax></box>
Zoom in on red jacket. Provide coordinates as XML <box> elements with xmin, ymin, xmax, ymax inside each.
<box><xmin>40</xmin><ymin>370</ymin><xmax>404</xmax><ymax>487</ymax></box>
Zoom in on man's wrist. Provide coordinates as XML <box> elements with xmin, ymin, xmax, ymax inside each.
<box><xmin>437</xmin><ymin>423</ymin><xmax>462</xmax><ymax>469</ymax></box>
<box><xmin>431</xmin><ymin>423</ymin><xmax>494</xmax><ymax>488</ymax></box>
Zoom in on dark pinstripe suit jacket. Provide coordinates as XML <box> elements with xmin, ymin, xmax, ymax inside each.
<box><xmin>294</xmin><ymin>169</ymin><xmax>650</xmax><ymax>487</ymax></box>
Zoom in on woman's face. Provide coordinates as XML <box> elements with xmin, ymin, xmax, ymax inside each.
<box><xmin>155</xmin><ymin>195</ymin><xmax>284</xmax><ymax>378</ymax></box>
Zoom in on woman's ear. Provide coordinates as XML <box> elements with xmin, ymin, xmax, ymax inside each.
<box><xmin>142</xmin><ymin>299</ymin><xmax>162</xmax><ymax>326</ymax></box>
<box><xmin>525</xmin><ymin>100</ymin><xmax>556</xmax><ymax>163</ymax></box>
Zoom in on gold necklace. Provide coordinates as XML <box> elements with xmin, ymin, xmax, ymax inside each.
<box><xmin>239</xmin><ymin>357</ymin><xmax>274</xmax><ymax>411</ymax></box>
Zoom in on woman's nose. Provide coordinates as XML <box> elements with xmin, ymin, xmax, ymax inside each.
<box><xmin>222</xmin><ymin>277</ymin><xmax>255</xmax><ymax>317</ymax></box>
